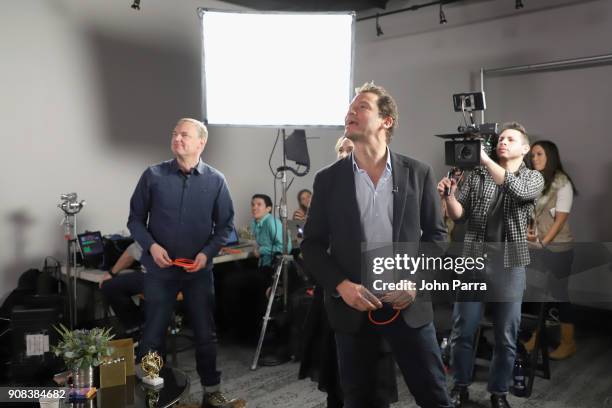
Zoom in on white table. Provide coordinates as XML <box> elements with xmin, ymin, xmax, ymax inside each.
<box><xmin>61</xmin><ymin>245</ymin><xmax>256</xmax><ymax>284</ymax></box>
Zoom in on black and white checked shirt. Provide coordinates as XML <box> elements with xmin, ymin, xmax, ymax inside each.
<box><xmin>455</xmin><ymin>162</ymin><xmax>544</xmax><ymax>267</ymax></box>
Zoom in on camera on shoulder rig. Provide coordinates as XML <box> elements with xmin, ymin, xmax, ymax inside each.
<box><xmin>436</xmin><ymin>91</ymin><xmax>499</xmax><ymax>169</ymax></box>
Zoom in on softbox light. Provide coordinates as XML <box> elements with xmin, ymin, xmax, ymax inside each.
<box><xmin>199</xmin><ymin>9</ymin><xmax>355</xmax><ymax>128</ymax></box>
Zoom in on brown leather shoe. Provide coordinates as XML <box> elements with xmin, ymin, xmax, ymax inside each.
<box><xmin>201</xmin><ymin>391</ymin><xmax>246</xmax><ymax>408</ymax></box>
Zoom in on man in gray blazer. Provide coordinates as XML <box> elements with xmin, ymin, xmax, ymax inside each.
<box><xmin>302</xmin><ymin>83</ymin><xmax>452</xmax><ymax>408</ymax></box>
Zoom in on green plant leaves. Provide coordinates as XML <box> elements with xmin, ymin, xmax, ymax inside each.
<box><xmin>52</xmin><ymin>324</ymin><xmax>116</xmax><ymax>369</ymax></box>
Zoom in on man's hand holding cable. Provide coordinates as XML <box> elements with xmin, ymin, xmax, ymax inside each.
<box><xmin>184</xmin><ymin>252</ymin><xmax>208</xmax><ymax>273</ymax></box>
<box><xmin>336</xmin><ymin>279</ymin><xmax>383</xmax><ymax>312</ymax></box>
<box><xmin>150</xmin><ymin>243</ymin><xmax>173</xmax><ymax>268</ymax></box>
<box><xmin>381</xmin><ymin>289</ymin><xmax>416</xmax><ymax>310</ymax></box>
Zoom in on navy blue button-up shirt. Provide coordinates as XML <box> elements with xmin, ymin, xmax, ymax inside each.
<box><xmin>127</xmin><ymin>158</ymin><xmax>235</xmax><ymax>279</ymax></box>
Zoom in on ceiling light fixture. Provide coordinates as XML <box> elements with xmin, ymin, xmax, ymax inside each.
<box><xmin>439</xmin><ymin>2</ymin><xmax>447</xmax><ymax>25</ymax></box>
<box><xmin>375</xmin><ymin>13</ymin><xmax>384</xmax><ymax>36</ymax></box>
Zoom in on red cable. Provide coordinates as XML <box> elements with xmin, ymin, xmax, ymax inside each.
<box><xmin>368</xmin><ymin>308</ymin><xmax>401</xmax><ymax>326</ymax></box>
<box><xmin>173</xmin><ymin>258</ymin><xmax>195</xmax><ymax>268</ymax></box>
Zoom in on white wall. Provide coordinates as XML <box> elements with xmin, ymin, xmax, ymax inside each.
<box><xmin>1</xmin><ymin>0</ymin><xmax>611</xmax><ymax>301</ymax></box>
<box><xmin>0</xmin><ymin>0</ymin><xmax>339</xmax><ymax>299</ymax></box>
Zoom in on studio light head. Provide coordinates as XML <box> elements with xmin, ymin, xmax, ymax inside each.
<box><xmin>58</xmin><ymin>192</ymin><xmax>86</xmax><ymax>215</ymax></box>
<box><xmin>60</xmin><ymin>193</ymin><xmax>78</xmax><ymax>202</ymax></box>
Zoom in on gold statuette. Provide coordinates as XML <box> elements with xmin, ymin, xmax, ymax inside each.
<box><xmin>141</xmin><ymin>351</ymin><xmax>164</xmax><ymax>388</ymax></box>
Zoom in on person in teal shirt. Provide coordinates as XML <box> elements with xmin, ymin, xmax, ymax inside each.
<box><xmin>250</xmin><ymin>193</ymin><xmax>294</xmax><ymax>365</ymax></box>
<box><xmin>220</xmin><ymin>194</ymin><xmax>290</xmax><ymax>341</ymax></box>
<box><xmin>250</xmin><ymin>194</ymin><xmax>291</xmax><ymax>268</ymax></box>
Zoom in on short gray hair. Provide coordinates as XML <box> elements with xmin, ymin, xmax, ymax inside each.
<box><xmin>177</xmin><ymin>118</ymin><xmax>208</xmax><ymax>140</ymax></box>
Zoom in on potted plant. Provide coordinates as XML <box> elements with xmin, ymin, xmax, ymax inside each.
<box><xmin>52</xmin><ymin>324</ymin><xmax>115</xmax><ymax>389</ymax></box>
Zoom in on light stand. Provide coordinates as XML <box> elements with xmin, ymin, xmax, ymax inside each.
<box><xmin>251</xmin><ymin>129</ymin><xmax>309</xmax><ymax>370</ymax></box>
<box><xmin>58</xmin><ymin>193</ymin><xmax>85</xmax><ymax>329</ymax></box>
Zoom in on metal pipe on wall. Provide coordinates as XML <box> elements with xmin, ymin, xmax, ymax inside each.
<box><xmin>479</xmin><ymin>53</ymin><xmax>612</xmax><ymax>122</ymax></box>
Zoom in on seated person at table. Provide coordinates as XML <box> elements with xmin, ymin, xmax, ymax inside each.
<box><xmin>292</xmin><ymin>189</ymin><xmax>312</xmax><ymax>221</ymax></box>
<box><xmin>100</xmin><ymin>242</ymin><xmax>145</xmax><ymax>337</ymax></box>
<box><xmin>251</xmin><ymin>194</ymin><xmax>291</xmax><ymax>267</ymax></box>
<box><xmin>222</xmin><ymin>194</ymin><xmax>291</xmax><ymax>339</ymax></box>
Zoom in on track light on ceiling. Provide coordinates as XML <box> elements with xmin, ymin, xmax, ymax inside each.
<box><xmin>375</xmin><ymin>13</ymin><xmax>384</xmax><ymax>36</ymax></box>
<box><xmin>439</xmin><ymin>2</ymin><xmax>447</xmax><ymax>24</ymax></box>
<box><xmin>131</xmin><ymin>0</ymin><xmax>141</xmax><ymax>10</ymax></box>
<box><xmin>515</xmin><ymin>0</ymin><xmax>524</xmax><ymax>9</ymax></box>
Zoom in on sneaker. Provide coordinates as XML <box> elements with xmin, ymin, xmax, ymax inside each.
<box><xmin>201</xmin><ymin>391</ymin><xmax>246</xmax><ymax>408</ymax></box>
<box><xmin>450</xmin><ymin>386</ymin><xmax>469</xmax><ymax>408</ymax></box>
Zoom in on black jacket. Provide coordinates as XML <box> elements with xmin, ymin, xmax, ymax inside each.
<box><xmin>301</xmin><ymin>151</ymin><xmax>447</xmax><ymax>334</ymax></box>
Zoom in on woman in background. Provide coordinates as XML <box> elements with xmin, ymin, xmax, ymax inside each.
<box><xmin>293</xmin><ymin>189</ymin><xmax>312</xmax><ymax>221</ymax></box>
<box><xmin>526</xmin><ymin>140</ymin><xmax>578</xmax><ymax>359</ymax></box>
<box><xmin>335</xmin><ymin>135</ymin><xmax>354</xmax><ymax>159</ymax></box>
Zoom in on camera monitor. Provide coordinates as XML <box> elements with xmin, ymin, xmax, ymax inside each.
<box><xmin>77</xmin><ymin>231</ymin><xmax>104</xmax><ymax>268</ymax></box>
<box><xmin>453</xmin><ymin>92</ymin><xmax>486</xmax><ymax>112</ymax></box>
<box><xmin>199</xmin><ymin>9</ymin><xmax>355</xmax><ymax>127</ymax></box>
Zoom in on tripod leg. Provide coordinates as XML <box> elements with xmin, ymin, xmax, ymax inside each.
<box><xmin>250</xmin><ymin>258</ymin><xmax>284</xmax><ymax>370</ymax></box>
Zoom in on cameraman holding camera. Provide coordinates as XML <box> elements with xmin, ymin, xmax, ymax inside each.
<box><xmin>437</xmin><ymin>122</ymin><xmax>544</xmax><ymax>408</ymax></box>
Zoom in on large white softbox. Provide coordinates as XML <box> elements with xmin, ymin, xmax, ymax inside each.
<box><xmin>199</xmin><ymin>9</ymin><xmax>355</xmax><ymax>128</ymax></box>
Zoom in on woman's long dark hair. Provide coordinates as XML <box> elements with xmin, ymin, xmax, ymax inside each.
<box><xmin>531</xmin><ymin>140</ymin><xmax>578</xmax><ymax>196</ymax></box>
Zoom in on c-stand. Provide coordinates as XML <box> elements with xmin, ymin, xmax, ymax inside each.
<box><xmin>58</xmin><ymin>193</ymin><xmax>85</xmax><ymax>329</ymax></box>
<box><xmin>251</xmin><ymin>129</ymin><xmax>309</xmax><ymax>370</ymax></box>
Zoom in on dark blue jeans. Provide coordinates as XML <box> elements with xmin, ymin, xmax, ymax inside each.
<box><xmin>139</xmin><ymin>271</ymin><xmax>220</xmax><ymax>387</ymax></box>
<box><xmin>335</xmin><ymin>320</ymin><xmax>452</xmax><ymax>408</ymax></box>
<box><xmin>450</xmin><ymin>261</ymin><xmax>526</xmax><ymax>394</ymax></box>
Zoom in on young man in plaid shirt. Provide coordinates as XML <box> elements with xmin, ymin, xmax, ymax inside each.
<box><xmin>438</xmin><ymin>122</ymin><xmax>544</xmax><ymax>408</ymax></box>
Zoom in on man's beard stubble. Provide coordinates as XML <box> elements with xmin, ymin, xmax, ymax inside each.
<box><xmin>345</xmin><ymin>131</ymin><xmax>364</xmax><ymax>143</ymax></box>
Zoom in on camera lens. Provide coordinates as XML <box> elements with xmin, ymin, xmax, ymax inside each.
<box><xmin>459</xmin><ymin>145</ymin><xmax>473</xmax><ymax>160</ymax></box>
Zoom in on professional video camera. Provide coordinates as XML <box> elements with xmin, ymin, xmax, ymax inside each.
<box><xmin>436</xmin><ymin>92</ymin><xmax>499</xmax><ymax>169</ymax></box>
